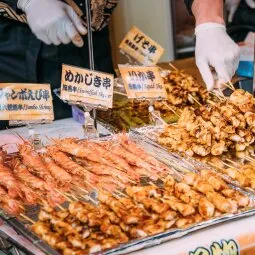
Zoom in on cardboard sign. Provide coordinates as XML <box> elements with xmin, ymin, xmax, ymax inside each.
<box><xmin>118</xmin><ymin>65</ymin><xmax>167</xmax><ymax>99</ymax></box>
<box><xmin>0</xmin><ymin>83</ymin><xmax>54</xmax><ymax>121</ymax></box>
<box><xmin>61</xmin><ymin>64</ymin><xmax>114</xmax><ymax>109</ymax></box>
<box><xmin>119</xmin><ymin>26</ymin><xmax>165</xmax><ymax>65</ymax></box>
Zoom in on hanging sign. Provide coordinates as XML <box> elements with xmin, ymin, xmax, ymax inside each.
<box><xmin>119</xmin><ymin>26</ymin><xmax>165</xmax><ymax>65</ymax></box>
<box><xmin>0</xmin><ymin>83</ymin><xmax>54</xmax><ymax>121</ymax></box>
<box><xmin>118</xmin><ymin>65</ymin><xmax>167</xmax><ymax>99</ymax></box>
<box><xmin>61</xmin><ymin>64</ymin><xmax>114</xmax><ymax>109</ymax></box>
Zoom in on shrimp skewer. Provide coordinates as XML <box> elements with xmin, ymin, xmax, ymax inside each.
<box><xmin>0</xmin><ymin>186</ymin><xmax>23</xmax><ymax>215</ymax></box>
<box><xmin>47</xmin><ymin>146</ymin><xmax>97</xmax><ymax>184</ymax></box>
<box><xmin>0</xmin><ymin>160</ymin><xmax>21</xmax><ymax>199</ymax></box>
<box><xmin>42</xmin><ymin>155</ymin><xmax>72</xmax><ymax>185</ymax></box>
<box><xmin>19</xmin><ymin>142</ymin><xmax>54</xmax><ymax>183</ymax></box>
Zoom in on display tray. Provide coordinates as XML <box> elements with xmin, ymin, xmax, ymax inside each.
<box><xmin>1</xmin><ymin>134</ymin><xmax>255</xmax><ymax>255</ymax></box>
<box><xmin>130</xmin><ymin>125</ymin><xmax>255</xmax><ymax>197</ymax></box>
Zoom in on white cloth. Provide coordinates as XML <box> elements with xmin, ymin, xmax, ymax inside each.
<box><xmin>225</xmin><ymin>0</ymin><xmax>255</xmax><ymax>23</ymax></box>
<box><xmin>195</xmin><ymin>23</ymin><xmax>240</xmax><ymax>91</ymax></box>
<box><xmin>17</xmin><ymin>0</ymin><xmax>87</xmax><ymax>47</ymax></box>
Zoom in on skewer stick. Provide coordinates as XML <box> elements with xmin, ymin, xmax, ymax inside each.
<box><xmin>228</xmin><ymin>81</ymin><xmax>235</xmax><ymax>90</ymax></box>
<box><xmin>222</xmin><ymin>82</ymin><xmax>235</xmax><ymax>91</ymax></box>
<box><xmin>20</xmin><ymin>213</ymin><xmax>35</xmax><ymax>224</ymax></box>
<box><xmin>189</xmin><ymin>94</ymin><xmax>202</xmax><ymax>106</ymax></box>
<box><xmin>245</xmin><ymin>156</ymin><xmax>255</xmax><ymax>163</ymax></box>
<box><xmin>209</xmin><ymin>91</ymin><xmax>223</xmax><ymax>101</ymax></box>
<box><xmin>84</xmin><ymin>180</ymin><xmax>98</xmax><ymax>191</ymax></box>
<box><xmin>57</xmin><ymin>204</ymin><xmax>65</xmax><ymax>211</ymax></box>
<box><xmin>84</xmin><ymin>195</ymin><xmax>97</xmax><ymax>204</ymax></box>
<box><xmin>149</xmin><ymin>181</ymin><xmax>158</xmax><ymax>187</ymax></box>
<box><xmin>55</xmin><ymin>189</ymin><xmax>73</xmax><ymax>203</ymax></box>
<box><xmin>225</xmin><ymin>158</ymin><xmax>240</xmax><ymax>167</ymax></box>
<box><xmin>77</xmin><ymin>186</ymin><xmax>89</xmax><ymax>194</ymax></box>
<box><xmin>222</xmin><ymin>162</ymin><xmax>239</xmax><ymax>170</ymax></box>
<box><xmin>169</xmin><ymin>63</ymin><xmax>178</xmax><ymax>71</ymax></box>
<box><xmin>115</xmin><ymin>190</ymin><xmax>129</xmax><ymax>198</ymax></box>
<box><xmin>161</xmin><ymin>102</ymin><xmax>180</xmax><ymax>117</ymax></box>
<box><xmin>18</xmin><ymin>205</ymin><xmax>25</xmax><ymax>210</ymax></box>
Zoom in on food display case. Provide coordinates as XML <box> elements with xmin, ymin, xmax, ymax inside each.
<box><xmin>1</xmin><ymin>58</ymin><xmax>255</xmax><ymax>255</ymax></box>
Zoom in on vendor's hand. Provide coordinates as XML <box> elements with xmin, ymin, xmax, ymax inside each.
<box><xmin>195</xmin><ymin>23</ymin><xmax>240</xmax><ymax>91</ymax></box>
<box><xmin>18</xmin><ymin>0</ymin><xmax>87</xmax><ymax>47</ymax></box>
<box><xmin>226</xmin><ymin>0</ymin><xmax>255</xmax><ymax>23</ymax></box>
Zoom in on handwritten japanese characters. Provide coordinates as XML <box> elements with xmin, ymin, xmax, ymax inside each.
<box><xmin>119</xmin><ymin>65</ymin><xmax>167</xmax><ymax>99</ymax></box>
<box><xmin>0</xmin><ymin>84</ymin><xmax>54</xmax><ymax>121</ymax></box>
<box><xmin>119</xmin><ymin>26</ymin><xmax>165</xmax><ymax>65</ymax></box>
<box><xmin>61</xmin><ymin>64</ymin><xmax>114</xmax><ymax>109</ymax></box>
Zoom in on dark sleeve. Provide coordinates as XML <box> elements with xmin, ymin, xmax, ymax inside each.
<box><xmin>184</xmin><ymin>0</ymin><xmax>194</xmax><ymax>14</ymax></box>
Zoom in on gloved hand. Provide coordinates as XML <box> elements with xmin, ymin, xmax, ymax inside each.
<box><xmin>226</xmin><ymin>0</ymin><xmax>255</xmax><ymax>23</ymax></box>
<box><xmin>195</xmin><ymin>23</ymin><xmax>240</xmax><ymax>91</ymax></box>
<box><xmin>17</xmin><ymin>0</ymin><xmax>87</xmax><ymax>47</ymax></box>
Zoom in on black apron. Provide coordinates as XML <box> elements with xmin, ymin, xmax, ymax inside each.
<box><xmin>0</xmin><ymin>2</ymin><xmax>115</xmax><ymax>129</ymax></box>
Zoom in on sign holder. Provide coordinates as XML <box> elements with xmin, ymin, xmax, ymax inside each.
<box><xmin>56</xmin><ymin>0</ymin><xmax>105</xmax><ymax>138</ymax></box>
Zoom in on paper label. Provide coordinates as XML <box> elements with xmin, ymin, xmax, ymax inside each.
<box><xmin>118</xmin><ymin>65</ymin><xmax>166</xmax><ymax>99</ymax></box>
<box><xmin>61</xmin><ymin>64</ymin><xmax>114</xmax><ymax>109</ymax></box>
<box><xmin>119</xmin><ymin>26</ymin><xmax>165</xmax><ymax>65</ymax></box>
<box><xmin>0</xmin><ymin>83</ymin><xmax>54</xmax><ymax>121</ymax></box>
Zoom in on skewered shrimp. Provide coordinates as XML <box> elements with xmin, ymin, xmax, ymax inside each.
<box><xmin>0</xmin><ymin>186</ymin><xmax>23</xmax><ymax>215</ymax></box>
<box><xmin>42</xmin><ymin>155</ymin><xmax>72</xmax><ymax>184</ymax></box>
<box><xmin>0</xmin><ymin>160</ymin><xmax>21</xmax><ymax>198</ymax></box>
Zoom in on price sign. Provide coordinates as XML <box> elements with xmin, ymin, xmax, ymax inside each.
<box><xmin>0</xmin><ymin>83</ymin><xmax>54</xmax><ymax>121</ymax></box>
<box><xmin>61</xmin><ymin>64</ymin><xmax>114</xmax><ymax>109</ymax></box>
<box><xmin>119</xmin><ymin>26</ymin><xmax>165</xmax><ymax>65</ymax></box>
<box><xmin>119</xmin><ymin>65</ymin><xmax>167</xmax><ymax>99</ymax></box>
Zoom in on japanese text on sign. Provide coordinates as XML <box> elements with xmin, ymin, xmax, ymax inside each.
<box><xmin>0</xmin><ymin>84</ymin><xmax>54</xmax><ymax>121</ymax></box>
<box><xmin>119</xmin><ymin>26</ymin><xmax>165</xmax><ymax>65</ymax></box>
<box><xmin>61</xmin><ymin>64</ymin><xmax>114</xmax><ymax>109</ymax></box>
<box><xmin>119</xmin><ymin>65</ymin><xmax>167</xmax><ymax>99</ymax></box>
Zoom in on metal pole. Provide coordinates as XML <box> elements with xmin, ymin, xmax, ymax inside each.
<box><xmin>84</xmin><ymin>0</ymin><xmax>97</xmax><ymax>127</ymax></box>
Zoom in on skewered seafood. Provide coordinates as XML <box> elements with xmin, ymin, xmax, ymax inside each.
<box><xmin>159</xmin><ymin>89</ymin><xmax>255</xmax><ymax>157</ymax></box>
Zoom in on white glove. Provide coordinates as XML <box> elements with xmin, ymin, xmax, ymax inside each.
<box><xmin>195</xmin><ymin>23</ymin><xmax>240</xmax><ymax>91</ymax></box>
<box><xmin>18</xmin><ymin>0</ymin><xmax>87</xmax><ymax>47</ymax></box>
<box><xmin>226</xmin><ymin>0</ymin><xmax>255</xmax><ymax>23</ymax></box>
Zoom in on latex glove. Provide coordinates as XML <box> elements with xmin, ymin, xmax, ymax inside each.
<box><xmin>18</xmin><ymin>0</ymin><xmax>87</xmax><ymax>47</ymax></box>
<box><xmin>226</xmin><ymin>0</ymin><xmax>255</xmax><ymax>23</ymax></box>
<box><xmin>195</xmin><ymin>23</ymin><xmax>240</xmax><ymax>91</ymax></box>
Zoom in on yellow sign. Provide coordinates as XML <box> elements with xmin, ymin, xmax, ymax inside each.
<box><xmin>118</xmin><ymin>65</ymin><xmax>167</xmax><ymax>99</ymax></box>
<box><xmin>190</xmin><ymin>239</ymin><xmax>239</xmax><ymax>255</ymax></box>
<box><xmin>0</xmin><ymin>83</ymin><xmax>54</xmax><ymax>121</ymax></box>
<box><xmin>61</xmin><ymin>64</ymin><xmax>114</xmax><ymax>109</ymax></box>
<box><xmin>119</xmin><ymin>26</ymin><xmax>165</xmax><ymax>65</ymax></box>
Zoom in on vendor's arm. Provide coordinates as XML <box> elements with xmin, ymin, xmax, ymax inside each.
<box><xmin>17</xmin><ymin>0</ymin><xmax>86</xmax><ymax>47</ymax></box>
<box><xmin>184</xmin><ymin>0</ymin><xmax>240</xmax><ymax>91</ymax></box>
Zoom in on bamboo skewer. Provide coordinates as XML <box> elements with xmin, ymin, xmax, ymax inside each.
<box><xmin>188</xmin><ymin>94</ymin><xmax>202</xmax><ymax>106</ymax></box>
<box><xmin>20</xmin><ymin>213</ymin><xmax>35</xmax><ymax>224</ymax></box>
<box><xmin>169</xmin><ymin>63</ymin><xmax>178</xmax><ymax>71</ymax></box>
<box><xmin>55</xmin><ymin>189</ymin><xmax>72</xmax><ymax>203</ymax></box>
<box><xmin>161</xmin><ymin>102</ymin><xmax>180</xmax><ymax>117</ymax></box>
<box><xmin>222</xmin><ymin>82</ymin><xmax>235</xmax><ymax>91</ymax></box>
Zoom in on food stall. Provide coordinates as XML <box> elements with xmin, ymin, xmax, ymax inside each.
<box><xmin>0</xmin><ymin>52</ymin><xmax>255</xmax><ymax>255</ymax></box>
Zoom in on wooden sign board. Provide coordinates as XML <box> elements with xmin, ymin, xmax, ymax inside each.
<box><xmin>119</xmin><ymin>26</ymin><xmax>165</xmax><ymax>65</ymax></box>
<box><xmin>61</xmin><ymin>64</ymin><xmax>114</xmax><ymax>109</ymax></box>
<box><xmin>0</xmin><ymin>83</ymin><xmax>54</xmax><ymax>121</ymax></box>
